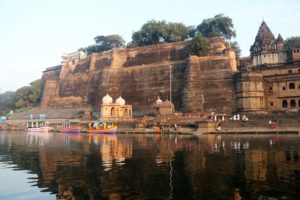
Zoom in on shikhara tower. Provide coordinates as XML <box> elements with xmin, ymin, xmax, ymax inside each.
<box><xmin>250</xmin><ymin>21</ymin><xmax>287</xmax><ymax>67</ymax></box>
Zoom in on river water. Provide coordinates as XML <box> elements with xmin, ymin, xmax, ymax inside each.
<box><xmin>0</xmin><ymin>131</ymin><xmax>299</xmax><ymax>200</ymax></box>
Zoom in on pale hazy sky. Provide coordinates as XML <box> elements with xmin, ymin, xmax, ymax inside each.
<box><xmin>0</xmin><ymin>0</ymin><xmax>299</xmax><ymax>92</ymax></box>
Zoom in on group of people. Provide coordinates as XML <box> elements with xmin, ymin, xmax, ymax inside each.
<box><xmin>268</xmin><ymin>120</ymin><xmax>276</xmax><ymax>129</ymax></box>
<box><xmin>229</xmin><ymin>114</ymin><xmax>249</xmax><ymax>122</ymax></box>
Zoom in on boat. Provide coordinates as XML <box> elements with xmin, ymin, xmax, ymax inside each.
<box><xmin>25</xmin><ymin>120</ymin><xmax>53</xmax><ymax>132</ymax></box>
<box><xmin>58</xmin><ymin>120</ymin><xmax>82</xmax><ymax>133</ymax></box>
<box><xmin>87</xmin><ymin>121</ymin><xmax>117</xmax><ymax>134</ymax></box>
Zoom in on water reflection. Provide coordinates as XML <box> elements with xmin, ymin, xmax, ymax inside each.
<box><xmin>0</xmin><ymin>131</ymin><xmax>300</xmax><ymax>199</ymax></box>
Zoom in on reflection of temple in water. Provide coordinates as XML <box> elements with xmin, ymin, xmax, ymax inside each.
<box><xmin>245</xmin><ymin>149</ymin><xmax>267</xmax><ymax>181</ymax></box>
<box><xmin>88</xmin><ymin>135</ymin><xmax>133</xmax><ymax>171</ymax></box>
<box><xmin>1</xmin><ymin>132</ymin><xmax>300</xmax><ymax>199</ymax></box>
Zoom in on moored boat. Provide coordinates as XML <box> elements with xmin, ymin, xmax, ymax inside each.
<box><xmin>59</xmin><ymin>120</ymin><xmax>82</xmax><ymax>133</ymax></box>
<box><xmin>87</xmin><ymin>121</ymin><xmax>117</xmax><ymax>134</ymax></box>
<box><xmin>26</xmin><ymin>120</ymin><xmax>53</xmax><ymax>133</ymax></box>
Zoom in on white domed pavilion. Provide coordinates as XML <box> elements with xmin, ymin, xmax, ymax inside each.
<box><xmin>100</xmin><ymin>94</ymin><xmax>132</xmax><ymax>120</ymax></box>
<box><xmin>155</xmin><ymin>96</ymin><xmax>163</xmax><ymax>104</ymax></box>
<box><xmin>102</xmin><ymin>94</ymin><xmax>113</xmax><ymax>104</ymax></box>
<box><xmin>153</xmin><ymin>97</ymin><xmax>174</xmax><ymax>116</ymax></box>
<box><xmin>115</xmin><ymin>96</ymin><xmax>126</xmax><ymax>105</ymax></box>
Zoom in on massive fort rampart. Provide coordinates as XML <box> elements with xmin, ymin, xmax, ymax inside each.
<box><xmin>35</xmin><ymin>21</ymin><xmax>300</xmax><ymax>116</ymax></box>
<box><xmin>41</xmin><ymin>41</ymin><xmax>237</xmax><ymax>113</ymax></box>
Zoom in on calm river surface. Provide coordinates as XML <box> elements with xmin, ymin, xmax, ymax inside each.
<box><xmin>0</xmin><ymin>131</ymin><xmax>300</xmax><ymax>200</ymax></box>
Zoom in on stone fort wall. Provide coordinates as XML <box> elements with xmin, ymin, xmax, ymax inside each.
<box><xmin>41</xmin><ymin>41</ymin><xmax>237</xmax><ymax>113</ymax></box>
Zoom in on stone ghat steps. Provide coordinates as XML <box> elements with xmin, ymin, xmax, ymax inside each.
<box><xmin>7</xmin><ymin>107</ymin><xmax>85</xmax><ymax>120</ymax></box>
<box><xmin>221</xmin><ymin>115</ymin><xmax>300</xmax><ymax>128</ymax></box>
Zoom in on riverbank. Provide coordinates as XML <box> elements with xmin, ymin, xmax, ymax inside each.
<box><xmin>2</xmin><ymin>109</ymin><xmax>300</xmax><ymax>135</ymax></box>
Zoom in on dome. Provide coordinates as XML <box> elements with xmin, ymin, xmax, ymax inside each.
<box><xmin>156</xmin><ymin>96</ymin><xmax>163</xmax><ymax>104</ymax></box>
<box><xmin>160</xmin><ymin>100</ymin><xmax>174</xmax><ymax>108</ymax></box>
<box><xmin>102</xmin><ymin>94</ymin><xmax>113</xmax><ymax>104</ymax></box>
<box><xmin>115</xmin><ymin>96</ymin><xmax>126</xmax><ymax>105</ymax></box>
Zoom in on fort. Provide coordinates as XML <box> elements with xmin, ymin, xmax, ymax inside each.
<box><xmin>40</xmin><ymin>21</ymin><xmax>300</xmax><ymax>116</ymax></box>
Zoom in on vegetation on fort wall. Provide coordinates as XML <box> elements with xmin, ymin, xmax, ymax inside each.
<box><xmin>129</xmin><ymin>14</ymin><xmax>239</xmax><ymax>57</ymax></box>
<box><xmin>127</xmin><ymin>20</ymin><xmax>191</xmax><ymax>47</ymax></box>
<box><xmin>81</xmin><ymin>34</ymin><xmax>125</xmax><ymax>55</ymax></box>
<box><xmin>187</xmin><ymin>34</ymin><xmax>210</xmax><ymax>56</ymax></box>
<box><xmin>80</xmin><ymin>14</ymin><xmax>240</xmax><ymax>57</ymax></box>
<box><xmin>196</xmin><ymin>14</ymin><xmax>236</xmax><ymax>40</ymax></box>
<box><xmin>0</xmin><ymin>79</ymin><xmax>43</xmax><ymax>115</ymax></box>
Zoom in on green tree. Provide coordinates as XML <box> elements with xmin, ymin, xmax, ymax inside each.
<box><xmin>228</xmin><ymin>41</ymin><xmax>241</xmax><ymax>57</ymax></box>
<box><xmin>284</xmin><ymin>36</ymin><xmax>300</xmax><ymax>61</ymax></box>
<box><xmin>187</xmin><ymin>33</ymin><xmax>210</xmax><ymax>56</ymax></box>
<box><xmin>187</xmin><ymin>26</ymin><xmax>197</xmax><ymax>38</ymax></box>
<box><xmin>29</xmin><ymin>79</ymin><xmax>42</xmax><ymax>104</ymax></box>
<box><xmin>284</xmin><ymin>36</ymin><xmax>300</xmax><ymax>49</ymax></box>
<box><xmin>0</xmin><ymin>79</ymin><xmax>42</xmax><ymax>114</ymax></box>
<box><xmin>15</xmin><ymin>86</ymin><xmax>31</xmax><ymax>109</ymax></box>
<box><xmin>0</xmin><ymin>91</ymin><xmax>16</xmax><ymax>115</ymax></box>
<box><xmin>196</xmin><ymin>14</ymin><xmax>236</xmax><ymax>40</ymax></box>
<box><xmin>84</xmin><ymin>34</ymin><xmax>125</xmax><ymax>54</ymax></box>
<box><xmin>130</xmin><ymin>20</ymin><xmax>189</xmax><ymax>47</ymax></box>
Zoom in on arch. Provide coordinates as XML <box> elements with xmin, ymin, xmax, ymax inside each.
<box><xmin>288</xmin><ymin>70</ymin><xmax>293</xmax><ymax>74</ymax></box>
<box><xmin>299</xmin><ymin>99</ymin><xmax>300</xmax><ymax>107</ymax></box>
<box><xmin>282</xmin><ymin>100</ymin><xmax>288</xmax><ymax>108</ymax></box>
<box><xmin>129</xmin><ymin>109</ymin><xmax>132</xmax><ymax>117</ymax></box>
<box><xmin>282</xmin><ymin>86</ymin><xmax>286</xmax><ymax>90</ymax></box>
<box><xmin>289</xmin><ymin>83</ymin><xmax>295</xmax><ymax>89</ymax></box>
<box><xmin>111</xmin><ymin>107</ymin><xmax>115</xmax><ymax>116</ymax></box>
<box><xmin>124</xmin><ymin>108</ymin><xmax>128</xmax><ymax>117</ymax></box>
<box><xmin>290</xmin><ymin>99</ymin><xmax>296</xmax><ymax>108</ymax></box>
<box><xmin>298</xmin><ymin>69</ymin><xmax>300</xmax><ymax>73</ymax></box>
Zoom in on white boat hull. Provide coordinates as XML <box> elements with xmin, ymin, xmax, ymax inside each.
<box><xmin>26</xmin><ymin>127</ymin><xmax>52</xmax><ymax>132</ymax></box>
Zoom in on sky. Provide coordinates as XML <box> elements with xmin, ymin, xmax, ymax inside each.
<box><xmin>0</xmin><ymin>0</ymin><xmax>299</xmax><ymax>92</ymax></box>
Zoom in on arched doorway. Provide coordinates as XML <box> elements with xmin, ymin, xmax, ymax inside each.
<box><xmin>282</xmin><ymin>100</ymin><xmax>288</xmax><ymax>108</ymax></box>
<box><xmin>290</xmin><ymin>99</ymin><xmax>296</xmax><ymax>108</ymax></box>
<box><xmin>289</xmin><ymin>83</ymin><xmax>295</xmax><ymax>89</ymax></box>
<box><xmin>111</xmin><ymin>107</ymin><xmax>115</xmax><ymax>116</ymax></box>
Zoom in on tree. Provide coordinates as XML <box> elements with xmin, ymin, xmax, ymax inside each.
<box><xmin>187</xmin><ymin>33</ymin><xmax>210</xmax><ymax>56</ymax></box>
<box><xmin>196</xmin><ymin>14</ymin><xmax>236</xmax><ymax>40</ymax></box>
<box><xmin>228</xmin><ymin>41</ymin><xmax>241</xmax><ymax>57</ymax></box>
<box><xmin>284</xmin><ymin>36</ymin><xmax>300</xmax><ymax>61</ymax></box>
<box><xmin>0</xmin><ymin>91</ymin><xmax>15</xmax><ymax>115</ymax></box>
<box><xmin>284</xmin><ymin>36</ymin><xmax>300</xmax><ymax>49</ymax></box>
<box><xmin>187</xmin><ymin>26</ymin><xmax>197</xmax><ymax>38</ymax></box>
<box><xmin>84</xmin><ymin>34</ymin><xmax>125</xmax><ymax>54</ymax></box>
<box><xmin>29</xmin><ymin>79</ymin><xmax>42</xmax><ymax>104</ymax></box>
<box><xmin>130</xmin><ymin>20</ymin><xmax>189</xmax><ymax>47</ymax></box>
<box><xmin>0</xmin><ymin>79</ymin><xmax>42</xmax><ymax>114</ymax></box>
<box><xmin>15</xmin><ymin>86</ymin><xmax>31</xmax><ymax>109</ymax></box>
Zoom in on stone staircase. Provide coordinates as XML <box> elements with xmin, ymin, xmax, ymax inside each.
<box><xmin>221</xmin><ymin>113</ymin><xmax>300</xmax><ymax>129</ymax></box>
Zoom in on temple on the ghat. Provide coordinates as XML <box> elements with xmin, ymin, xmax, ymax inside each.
<box><xmin>40</xmin><ymin>21</ymin><xmax>300</xmax><ymax>115</ymax></box>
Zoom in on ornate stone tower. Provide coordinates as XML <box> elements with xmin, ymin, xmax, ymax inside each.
<box><xmin>236</xmin><ymin>72</ymin><xmax>266</xmax><ymax>112</ymax></box>
<box><xmin>250</xmin><ymin>21</ymin><xmax>287</xmax><ymax>67</ymax></box>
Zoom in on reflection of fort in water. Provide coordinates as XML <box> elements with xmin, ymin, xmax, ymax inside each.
<box><xmin>1</xmin><ymin>133</ymin><xmax>300</xmax><ymax>199</ymax></box>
